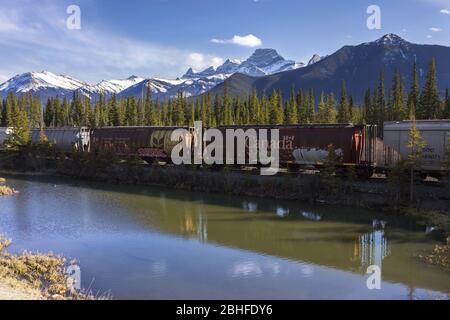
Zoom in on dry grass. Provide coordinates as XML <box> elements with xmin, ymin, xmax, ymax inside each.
<box><xmin>0</xmin><ymin>235</ymin><xmax>96</xmax><ymax>300</ymax></box>
<box><xmin>418</xmin><ymin>237</ymin><xmax>450</xmax><ymax>271</ymax></box>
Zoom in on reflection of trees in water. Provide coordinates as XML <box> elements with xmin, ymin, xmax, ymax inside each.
<box><xmin>354</xmin><ymin>221</ymin><xmax>390</xmax><ymax>273</ymax></box>
<box><xmin>180</xmin><ymin>211</ymin><xmax>208</xmax><ymax>243</ymax></box>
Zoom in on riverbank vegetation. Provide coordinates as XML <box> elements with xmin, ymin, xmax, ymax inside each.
<box><xmin>0</xmin><ymin>235</ymin><xmax>95</xmax><ymax>300</ymax></box>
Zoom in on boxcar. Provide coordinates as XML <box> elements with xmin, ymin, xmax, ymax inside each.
<box><xmin>91</xmin><ymin>126</ymin><xmax>190</xmax><ymax>162</ymax></box>
<box><xmin>383</xmin><ymin>120</ymin><xmax>450</xmax><ymax>172</ymax></box>
<box><xmin>31</xmin><ymin>127</ymin><xmax>91</xmax><ymax>153</ymax></box>
<box><xmin>217</xmin><ymin>124</ymin><xmax>378</xmax><ymax>175</ymax></box>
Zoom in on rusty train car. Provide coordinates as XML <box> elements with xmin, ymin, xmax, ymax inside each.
<box><xmin>1</xmin><ymin>121</ymin><xmax>449</xmax><ymax>177</ymax></box>
<box><xmin>216</xmin><ymin>124</ymin><xmax>378</xmax><ymax>176</ymax></box>
<box><xmin>90</xmin><ymin>126</ymin><xmax>190</xmax><ymax>162</ymax></box>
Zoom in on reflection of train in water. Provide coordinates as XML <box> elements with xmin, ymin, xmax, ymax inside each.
<box><xmin>0</xmin><ymin>120</ymin><xmax>449</xmax><ymax>177</ymax></box>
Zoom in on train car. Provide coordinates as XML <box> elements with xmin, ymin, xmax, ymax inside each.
<box><xmin>216</xmin><ymin>124</ymin><xmax>378</xmax><ymax>176</ymax></box>
<box><xmin>31</xmin><ymin>127</ymin><xmax>91</xmax><ymax>153</ymax></box>
<box><xmin>91</xmin><ymin>126</ymin><xmax>191</xmax><ymax>162</ymax></box>
<box><xmin>0</xmin><ymin>127</ymin><xmax>13</xmax><ymax>151</ymax></box>
<box><xmin>383</xmin><ymin>120</ymin><xmax>450</xmax><ymax>173</ymax></box>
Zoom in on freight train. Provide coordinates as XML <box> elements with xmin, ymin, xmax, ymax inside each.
<box><xmin>0</xmin><ymin>121</ymin><xmax>449</xmax><ymax>177</ymax></box>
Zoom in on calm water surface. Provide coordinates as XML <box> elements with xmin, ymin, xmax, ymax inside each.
<box><xmin>0</xmin><ymin>175</ymin><xmax>449</xmax><ymax>299</ymax></box>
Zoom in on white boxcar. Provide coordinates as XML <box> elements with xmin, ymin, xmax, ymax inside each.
<box><xmin>383</xmin><ymin>120</ymin><xmax>450</xmax><ymax>172</ymax></box>
<box><xmin>31</xmin><ymin>127</ymin><xmax>91</xmax><ymax>153</ymax></box>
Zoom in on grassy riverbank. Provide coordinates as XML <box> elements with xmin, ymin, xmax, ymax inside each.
<box><xmin>0</xmin><ymin>235</ymin><xmax>96</xmax><ymax>300</ymax></box>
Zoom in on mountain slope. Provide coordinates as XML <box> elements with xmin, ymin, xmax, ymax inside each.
<box><xmin>0</xmin><ymin>71</ymin><xmax>86</xmax><ymax>101</ymax></box>
<box><xmin>205</xmin><ymin>34</ymin><xmax>450</xmax><ymax>101</ymax></box>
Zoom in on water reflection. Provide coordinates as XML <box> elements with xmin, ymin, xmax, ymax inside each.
<box><xmin>276</xmin><ymin>207</ymin><xmax>289</xmax><ymax>218</ymax></box>
<box><xmin>1</xmin><ymin>176</ymin><xmax>449</xmax><ymax>299</ymax></box>
<box><xmin>355</xmin><ymin>220</ymin><xmax>390</xmax><ymax>273</ymax></box>
<box><xmin>301</xmin><ymin>211</ymin><xmax>322</xmax><ymax>221</ymax></box>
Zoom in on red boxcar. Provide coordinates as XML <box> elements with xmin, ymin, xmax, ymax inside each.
<box><xmin>91</xmin><ymin>126</ymin><xmax>190</xmax><ymax>161</ymax></box>
<box><xmin>217</xmin><ymin>124</ymin><xmax>376</xmax><ymax>169</ymax></box>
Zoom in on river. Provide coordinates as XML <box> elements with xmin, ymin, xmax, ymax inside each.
<box><xmin>0</xmin><ymin>175</ymin><xmax>448</xmax><ymax>299</ymax></box>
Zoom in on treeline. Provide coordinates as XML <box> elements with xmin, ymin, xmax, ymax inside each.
<box><xmin>1</xmin><ymin>58</ymin><xmax>450</xmax><ymax>130</ymax></box>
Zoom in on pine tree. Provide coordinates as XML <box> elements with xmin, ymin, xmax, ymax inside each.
<box><xmin>109</xmin><ymin>94</ymin><xmax>121</xmax><ymax>126</ymax></box>
<box><xmin>71</xmin><ymin>92</ymin><xmax>84</xmax><ymax>126</ymax></box>
<box><xmin>364</xmin><ymin>89</ymin><xmax>374</xmax><ymax>124</ymax></box>
<box><xmin>444</xmin><ymin>88</ymin><xmax>450</xmax><ymax>119</ymax></box>
<box><xmin>61</xmin><ymin>97</ymin><xmax>70</xmax><ymax>126</ymax></box>
<box><xmin>249</xmin><ymin>88</ymin><xmax>259</xmax><ymax>124</ymax></box>
<box><xmin>419</xmin><ymin>58</ymin><xmax>441</xmax><ymax>119</ymax></box>
<box><xmin>5</xmin><ymin>92</ymin><xmax>17</xmax><ymax>126</ymax></box>
<box><xmin>286</xmin><ymin>87</ymin><xmax>298</xmax><ymax>124</ymax></box>
<box><xmin>222</xmin><ymin>81</ymin><xmax>233</xmax><ymax>125</ymax></box>
<box><xmin>44</xmin><ymin>98</ymin><xmax>54</xmax><ymax>127</ymax></box>
<box><xmin>407</xmin><ymin>62</ymin><xmax>420</xmax><ymax>119</ymax></box>
<box><xmin>325</xmin><ymin>93</ymin><xmax>337</xmax><ymax>124</ymax></box>
<box><xmin>316</xmin><ymin>92</ymin><xmax>326</xmax><ymax>123</ymax></box>
<box><xmin>144</xmin><ymin>86</ymin><xmax>155</xmax><ymax>125</ymax></box>
<box><xmin>337</xmin><ymin>80</ymin><xmax>351</xmax><ymax>123</ymax></box>
<box><xmin>375</xmin><ymin>71</ymin><xmax>386</xmax><ymax>127</ymax></box>
<box><xmin>28</xmin><ymin>96</ymin><xmax>41</xmax><ymax>128</ymax></box>
<box><xmin>82</xmin><ymin>96</ymin><xmax>92</xmax><ymax>126</ymax></box>
<box><xmin>391</xmin><ymin>69</ymin><xmax>406</xmax><ymax>121</ymax></box>
<box><xmin>407</xmin><ymin>116</ymin><xmax>427</xmax><ymax>202</ymax></box>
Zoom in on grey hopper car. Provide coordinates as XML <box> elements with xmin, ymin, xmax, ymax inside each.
<box><xmin>31</xmin><ymin>127</ymin><xmax>91</xmax><ymax>153</ymax></box>
<box><xmin>383</xmin><ymin>120</ymin><xmax>450</xmax><ymax>172</ymax></box>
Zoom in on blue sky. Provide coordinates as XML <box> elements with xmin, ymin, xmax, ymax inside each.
<box><xmin>0</xmin><ymin>0</ymin><xmax>449</xmax><ymax>84</ymax></box>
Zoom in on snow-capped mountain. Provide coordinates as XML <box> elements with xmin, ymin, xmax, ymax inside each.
<box><xmin>235</xmin><ymin>48</ymin><xmax>300</xmax><ymax>76</ymax></box>
<box><xmin>307</xmin><ymin>54</ymin><xmax>323</xmax><ymax>66</ymax></box>
<box><xmin>0</xmin><ymin>71</ymin><xmax>87</xmax><ymax>101</ymax></box>
<box><xmin>207</xmin><ymin>34</ymin><xmax>450</xmax><ymax>102</ymax></box>
<box><xmin>118</xmin><ymin>48</ymin><xmax>303</xmax><ymax>100</ymax></box>
<box><xmin>0</xmin><ymin>48</ymin><xmax>303</xmax><ymax>102</ymax></box>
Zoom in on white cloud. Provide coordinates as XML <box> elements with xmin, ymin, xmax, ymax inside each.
<box><xmin>211</xmin><ymin>34</ymin><xmax>262</xmax><ymax>47</ymax></box>
<box><xmin>441</xmin><ymin>8</ymin><xmax>450</xmax><ymax>14</ymax></box>
<box><xmin>0</xmin><ymin>2</ymin><xmax>223</xmax><ymax>83</ymax></box>
<box><xmin>185</xmin><ymin>53</ymin><xmax>224</xmax><ymax>72</ymax></box>
<box><xmin>429</xmin><ymin>27</ymin><xmax>443</xmax><ymax>32</ymax></box>
<box><xmin>427</xmin><ymin>35</ymin><xmax>433</xmax><ymax>38</ymax></box>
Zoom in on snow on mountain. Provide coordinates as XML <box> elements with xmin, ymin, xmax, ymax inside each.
<box><xmin>307</xmin><ymin>54</ymin><xmax>323</xmax><ymax>66</ymax></box>
<box><xmin>88</xmin><ymin>75</ymin><xmax>144</xmax><ymax>94</ymax></box>
<box><xmin>0</xmin><ymin>71</ymin><xmax>86</xmax><ymax>100</ymax></box>
<box><xmin>0</xmin><ymin>48</ymin><xmax>304</xmax><ymax>101</ymax></box>
<box><xmin>235</xmin><ymin>49</ymin><xmax>300</xmax><ymax>76</ymax></box>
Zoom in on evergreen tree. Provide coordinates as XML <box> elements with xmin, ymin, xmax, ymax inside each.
<box><xmin>419</xmin><ymin>58</ymin><xmax>441</xmax><ymax>119</ymax></box>
<box><xmin>144</xmin><ymin>86</ymin><xmax>155</xmax><ymax>125</ymax></box>
<box><xmin>316</xmin><ymin>92</ymin><xmax>326</xmax><ymax>123</ymax></box>
<box><xmin>5</xmin><ymin>92</ymin><xmax>17</xmax><ymax>126</ymax></box>
<box><xmin>61</xmin><ymin>97</ymin><xmax>70</xmax><ymax>126</ymax></box>
<box><xmin>337</xmin><ymin>80</ymin><xmax>351</xmax><ymax>123</ymax></box>
<box><xmin>444</xmin><ymin>88</ymin><xmax>450</xmax><ymax>119</ymax></box>
<box><xmin>391</xmin><ymin>69</ymin><xmax>406</xmax><ymax>121</ymax></box>
<box><xmin>364</xmin><ymin>89</ymin><xmax>374</xmax><ymax>124</ymax></box>
<box><xmin>286</xmin><ymin>87</ymin><xmax>298</xmax><ymax>124</ymax></box>
<box><xmin>110</xmin><ymin>94</ymin><xmax>123</xmax><ymax>126</ymax></box>
<box><xmin>407</xmin><ymin>62</ymin><xmax>420</xmax><ymax>118</ymax></box>
<box><xmin>30</xmin><ymin>97</ymin><xmax>42</xmax><ymax>128</ymax></box>
<box><xmin>375</xmin><ymin>71</ymin><xmax>386</xmax><ymax>127</ymax></box>
<box><xmin>44</xmin><ymin>98</ymin><xmax>54</xmax><ymax>127</ymax></box>
<box><xmin>407</xmin><ymin>116</ymin><xmax>427</xmax><ymax>202</ymax></box>
<box><xmin>325</xmin><ymin>93</ymin><xmax>337</xmax><ymax>124</ymax></box>
<box><xmin>71</xmin><ymin>92</ymin><xmax>84</xmax><ymax>126</ymax></box>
